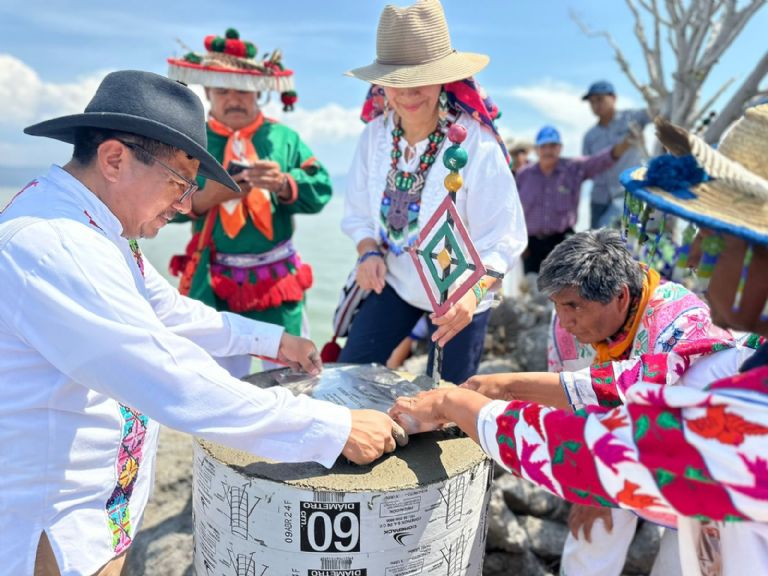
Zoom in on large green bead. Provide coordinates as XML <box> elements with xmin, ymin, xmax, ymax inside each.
<box><xmin>443</xmin><ymin>145</ymin><xmax>468</xmax><ymax>171</ymax></box>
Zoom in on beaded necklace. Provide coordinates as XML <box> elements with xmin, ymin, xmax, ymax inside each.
<box><xmin>379</xmin><ymin>115</ymin><xmax>451</xmax><ymax>255</ymax></box>
<box><xmin>129</xmin><ymin>239</ymin><xmax>145</xmax><ymax>278</ymax></box>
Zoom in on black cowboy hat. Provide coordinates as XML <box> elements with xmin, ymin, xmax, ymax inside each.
<box><xmin>24</xmin><ymin>70</ymin><xmax>239</xmax><ymax>192</ymax></box>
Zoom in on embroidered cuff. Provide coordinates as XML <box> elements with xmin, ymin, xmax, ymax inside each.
<box><xmin>560</xmin><ymin>370</ymin><xmax>599</xmax><ymax>411</ymax></box>
<box><xmin>477</xmin><ymin>400</ymin><xmax>510</xmax><ymax>469</ymax></box>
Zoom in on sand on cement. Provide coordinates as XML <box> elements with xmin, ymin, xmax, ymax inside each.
<box><xmin>198</xmin><ymin>428</ymin><xmax>488</xmax><ymax>492</ymax></box>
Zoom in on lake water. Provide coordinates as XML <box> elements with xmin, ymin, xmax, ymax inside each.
<box><xmin>0</xmin><ymin>182</ymin><xmax>355</xmax><ymax>348</ymax></box>
<box><xmin>1</xmin><ymin>178</ymin><xmax>591</xmax><ymax>350</ymax></box>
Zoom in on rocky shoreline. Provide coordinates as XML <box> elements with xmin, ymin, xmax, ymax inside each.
<box><xmin>124</xmin><ymin>283</ymin><xmax>662</xmax><ymax>575</ymax></box>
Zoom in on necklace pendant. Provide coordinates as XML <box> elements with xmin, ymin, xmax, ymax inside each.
<box><xmin>395</xmin><ymin>172</ymin><xmax>414</xmax><ymax>191</ymax></box>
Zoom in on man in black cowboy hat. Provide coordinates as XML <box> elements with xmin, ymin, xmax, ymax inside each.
<box><xmin>0</xmin><ymin>70</ymin><xmax>399</xmax><ymax>576</ymax></box>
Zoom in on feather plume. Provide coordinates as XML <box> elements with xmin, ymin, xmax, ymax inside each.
<box><xmin>655</xmin><ymin>117</ymin><xmax>691</xmax><ymax>157</ymax></box>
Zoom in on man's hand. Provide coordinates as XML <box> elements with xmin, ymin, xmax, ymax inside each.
<box><xmin>276</xmin><ymin>334</ymin><xmax>322</xmax><ymax>375</ymax></box>
<box><xmin>356</xmin><ymin>255</ymin><xmax>386</xmax><ymax>294</ymax></box>
<box><xmin>568</xmin><ymin>504</ymin><xmax>613</xmax><ymax>543</ymax></box>
<box><xmin>461</xmin><ymin>373</ymin><xmax>516</xmax><ymax>400</ymax></box>
<box><xmin>611</xmin><ymin>130</ymin><xmax>640</xmax><ymax>160</ymax></box>
<box><xmin>242</xmin><ymin>160</ymin><xmax>287</xmax><ymax>195</ymax></box>
<box><xmin>342</xmin><ymin>409</ymin><xmax>399</xmax><ymax>465</ymax></box>
<box><xmin>430</xmin><ymin>290</ymin><xmax>477</xmax><ymax>347</ymax></box>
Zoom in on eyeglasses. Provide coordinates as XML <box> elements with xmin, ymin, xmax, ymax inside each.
<box><xmin>117</xmin><ymin>140</ymin><xmax>199</xmax><ymax>203</ymax></box>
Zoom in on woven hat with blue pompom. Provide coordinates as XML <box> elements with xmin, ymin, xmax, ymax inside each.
<box><xmin>621</xmin><ymin>104</ymin><xmax>768</xmax><ymax>246</ymax></box>
<box><xmin>167</xmin><ymin>28</ymin><xmax>298</xmax><ymax>111</ymax></box>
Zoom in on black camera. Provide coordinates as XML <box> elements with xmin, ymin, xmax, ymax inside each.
<box><xmin>227</xmin><ymin>160</ymin><xmax>251</xmax><ymax>176</ymax></box>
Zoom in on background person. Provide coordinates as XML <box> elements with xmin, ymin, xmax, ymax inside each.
<box><xmin>167</xmin><ymin>28</ymin><xmax>331</xmax><ymax>377</ymax></box>
<box><xmin>582</xmin><ymin>80</ymin><xmax>650</xmax><ymax>228</ymax></box>
<box><xmin>517</xmin><ymin>125</ymin><xmax>633</xmax><ymax>274</ymax></box>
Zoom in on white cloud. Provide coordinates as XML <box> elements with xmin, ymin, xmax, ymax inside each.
<box><xmin>0</xmin><ymin>55</ymin><xmax>363</xmax><ymax>175</ymax></box>
<box><xmin>0</xmin><ymin>54</ymin><xmax>107</xmax><ymax>126</ymax></box>
<box><xmin>496</xmin><ymin>79</ymin><xmax>595</xmax><ymax>156</ymax></box>
<box><xmin>495</xmin><ymin>78</ymin><xmax>643</xmax><ymax>157</ymax></box>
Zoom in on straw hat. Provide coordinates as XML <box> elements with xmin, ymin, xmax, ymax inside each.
<box><xmin>346</xmin><ymin>0</ymin><xmax>489</xmax><ymax>88</ymax></box>
<box><xmin>506</xmin><ymin>138</ymin><xmax>534</xmax><ymax>154</ymax></box>
<box><xmin>167</xmin><ymin>28</ymin><xmax>295</xmax><ymax>95</ymax></box>
<box><xmin>621</xmin><ymin>104</ymin><xmax>768</xmax><ymax>244</ymax></box>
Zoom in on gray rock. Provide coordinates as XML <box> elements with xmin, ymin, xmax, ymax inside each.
<box><xmin>516</xmin><ymin>323</ymin><xmax>550</xmax><ymax>371</ymax></box>
<box><xmin>520</xmin><ymin>515</ymin><xmax>570</xmax><ymax>561</ymax></box>
<box><xmin>624</xmin><ymin>520</ymin><xmax>662</xmax><ymax>574</ymax></box>
<box><xmin>483</xmin><ymin>550</ymin><xmax>551</xmax><ymax>576</ymax></box>
<box><xmin>401</xmin><ymin>354</ymin><xmax>429</xmax><ymax>378</ymax></box>
<box><xmin>485</xmin><ymin>486</ymin><xmax>529</xmax><ymax>554</ymax></box>
<box><xmin>477</xmin><ymin>358</ymin><xmax>521</xmax><ymax>375</ymax></box>
<box><xmin>496</xmin><ymin>473</ymin><xmax>561</xmax><ymax>518</ymax></box>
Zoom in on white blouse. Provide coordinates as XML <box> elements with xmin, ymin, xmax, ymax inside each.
<box><xmin>0</xmin><ymin>166</ymin><xmax>351</xmax><ymax>575</ymax></box>
<box><xmin>342</xmin><ymin>111</ymin><xmax>527</xmax><ymax>312</ymax></box>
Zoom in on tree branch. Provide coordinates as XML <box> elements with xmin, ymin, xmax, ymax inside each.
<box><xmin>690</xmin><ymin>76</ymin><xmax>735</xmax><ymax>126</ymax></box>
<box><xmin>703</xmin><ymin>50</ymin><xmax>768</xmax><ymax>142</ymax></box>
<box><xmin>570</xmin><ymin>10</ymin><xmax>657</xmax><ymax>105</ymax></box>
<box><xmin>625</xmin><ymin>0</ymin><xmax>663</xmax><ymax>90</ymax></box>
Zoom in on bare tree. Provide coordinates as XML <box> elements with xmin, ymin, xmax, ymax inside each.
<box><xmin>573</xmin><ymin>0</ymin><xmax>767</xmax><ymax>146</ymax></box>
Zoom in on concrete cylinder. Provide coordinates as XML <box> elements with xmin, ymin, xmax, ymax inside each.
<box><xmin>192</xmin><ymin>429</ymin><xmax>492</xmax><ymax>575</ymax></box>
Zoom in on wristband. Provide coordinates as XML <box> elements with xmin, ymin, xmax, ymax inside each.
<box><xmin>358</xmin><ymin>250</ymin><xmax>384</xmax><ymax>264</ymax></box>
<box><xmin>472</xmin><ymin>278</ymin><xmax>490</xmax><ymax>305</ymax></box>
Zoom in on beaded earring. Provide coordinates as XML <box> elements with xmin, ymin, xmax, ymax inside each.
<box><xmin>760</xmin><ymin>296</ymin><xmax>768</xmax><ymax>322</ymax></box>
<box><xmin>693</xmin><ymin>234</ymin><xmax>725</xmax><ymax>295</ymax></box>
<box><xmin>438</xmin><ymin>87</ymin><xmax>449</xmax><ymax>130</ymax></box>
<box><xmin>672</xmin><ymin>223</ymin><xmax>698</xmax><ymax>282</ymax></box>
<box><xmin>732</xmin><ymin>245</ymin><xmax>754</xmax><ymax>313</ymax></box>
<box><xmin>625</xmin><ymin>196</ymin><xmax>644</xmax><ymax>256</ymax></box>
<box><xmin>645</xmin><ymin>213</ymin><xmax>668</xmax><ymax>265</ymax></box>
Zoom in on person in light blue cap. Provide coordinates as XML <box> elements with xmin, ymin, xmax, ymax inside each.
<box><xmin>516</xmin><ymin>124</ymin><xmax>634</xmax><ymax>273</ymax></box>
<box><xmin>583</xmin><ymin>80</ymin><xmax>652</xmax><ymax>229</ymax></box>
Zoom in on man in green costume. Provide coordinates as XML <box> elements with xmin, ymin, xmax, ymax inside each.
<box><xmin>168</xmin><ymin>29</ymin><xmax>331</xmax><ymax>376</ymax></box>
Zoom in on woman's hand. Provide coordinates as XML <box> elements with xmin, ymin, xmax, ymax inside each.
<box><xmin>356</xmin><ymin>254</ymin><xmax>386</xmax><ymax>294</ymax></box>
<box><xmin>389</xmin><ymin>389</ymin><xmax>453</xmax><ymax>434</ymax></box>
<box><xmin>461</xmin><ymin>373</ymin><xmax>518</xmax><ymax>401</ymax></box>
<box><xmin>430</xmin><ymin>289</ymin><xmax>477</xmax><ymax>347</ymax></box>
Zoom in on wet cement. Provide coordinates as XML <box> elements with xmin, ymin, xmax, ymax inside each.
<box><xmin>199</xmin><ymin>429</ymin><xmax>486</xmax><ymax>492</ymax></box>
<box><xmin>199</xmin><ymin>365</ymin><xmax>489</xmax><ymax>492</ymax></box>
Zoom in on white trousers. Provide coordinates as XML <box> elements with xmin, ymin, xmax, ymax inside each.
<box><xmin>560</xmin><ymin>508</ymin><xmax>681</xmax><ymax>576</ymax></box>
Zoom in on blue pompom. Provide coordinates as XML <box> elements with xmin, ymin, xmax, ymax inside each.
<box><xmin>643</xmin><ymin>154</ymin><xmax>709</xmax><ymax>199</ymax></box>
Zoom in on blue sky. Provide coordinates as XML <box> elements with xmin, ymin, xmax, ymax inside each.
<box><xmin>1</xmin><ymin>0</ymin><xmax>765</xmax><ymax>182</ymax></box>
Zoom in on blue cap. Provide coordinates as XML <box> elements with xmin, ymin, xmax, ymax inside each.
<box><xmin>535</xmin><ymin>125</ymin><xmax>562</xmax><ymax>146</ymax></box>
<box><xmin>582</xmin><ymin>80</ymin><xmax>616</xmax><ymax>100</ymax></box>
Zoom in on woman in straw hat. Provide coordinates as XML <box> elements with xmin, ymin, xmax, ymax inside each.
<box><xmin>339</xmin><ymin>0</ymin><xmax>526</xmax><ymax>384</ymax></box>
<box><xmin>391</xmin><ymin>105</ymin><xmax>768</xmax><ymax>574</ymax></box>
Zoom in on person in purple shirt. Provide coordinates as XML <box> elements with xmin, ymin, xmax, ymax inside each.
<box><xmin>516</xmin><ymin>125</ymin><xmax>633</xmax><ymax>273</ymax></box>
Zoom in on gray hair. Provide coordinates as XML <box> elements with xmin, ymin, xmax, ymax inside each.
<box><xmin>537</xmin><ymin>229</ymin><xmax>644</xmax><ymax>304</ymax></box>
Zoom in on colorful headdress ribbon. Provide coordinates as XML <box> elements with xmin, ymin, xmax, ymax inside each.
<box><xmin>360</xmin><ymin>78</ymin><xmax>510</xmax><ymax>164</ymax></box>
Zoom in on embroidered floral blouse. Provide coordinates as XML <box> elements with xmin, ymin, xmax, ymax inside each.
<box><xmin>476</xmin><ymin>345</ymin><xmax>768</xmax><ymax>573</ymax></box>
<box><xmin>548</xmin><ymin>279</ymin><xmax>736</xmax><ymax>408</ymax></box>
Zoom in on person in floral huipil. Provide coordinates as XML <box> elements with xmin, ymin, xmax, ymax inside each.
<box><xmin>391</xmin><ymin>105</ymin><xmax>768</xmax><ymax>576</ymax></box>
<box><xmin>464</xmin><ymin>228</ymin><xmax>741</xmax><ymax>576</ymax></box>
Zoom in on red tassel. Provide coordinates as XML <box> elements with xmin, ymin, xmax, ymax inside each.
<box><xmin>321</xmin><ymin>339</ymin><xmax>342</xmax><ymax>363</ymax></box>
<box><xmin>209</xmin><ymin>263</ymin><xmax>315</xmax><ymax>313</ymax></box>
